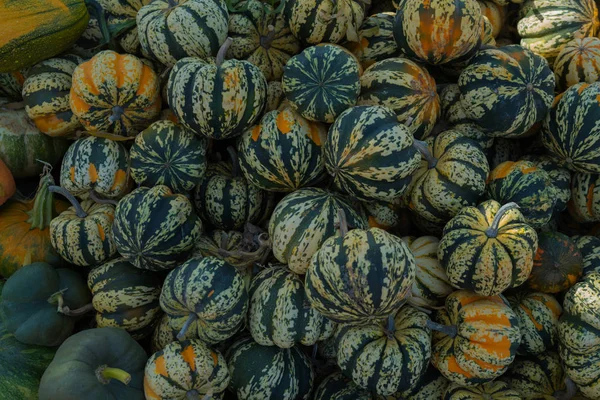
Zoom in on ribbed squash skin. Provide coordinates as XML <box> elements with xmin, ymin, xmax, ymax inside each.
<box><xmin>167</xmin><ymin>56</ymin><xmax>267</xmax><ymax>140</ymax></box>
<box><xmin>228</xmin><ymin>0</ymin><xmax>301</xmax><ymax>81</ymax></box>
<box><xmin>60</xmin><ymin>136</ymin><xmax>130</xmax><ymax>199</ymax></box>
<box><xmin>238</xmin><ymin>106</ymin><xmax>327</xmax><ymax>192</ymax></box>
<box><xmin>151</xmin><ymin>313</ymin><xmax>194</xmax><ymax>353</ymax></box>
<box><xmin>113</xmin><ymin>185</ymin><xmax>203</xmax><ymax>271</ymax></box>
<box><xmin>144</xmin><ymin>339</ymin><xmax>230</xmax><ymax>399</ymax></box>
<box><xmin>438</xmin><ymin>200</ymin><xmax>538</xmax><ymax>296</ymax></box>
<box><xmin>486</xmin><ymin>160</ymin><xmax>558</xmax><ymax>228</ymax></box>
<box><xmin>444</xmin><ymin>381</ymin><xmax>521</xmax><ymax>399</ymax></box>
<box><xmin>527</xmin><ymin>231</ymin><xmax>583</xmax><ymax>293</ymax></box>
<box><xmin>458</xmin><ymin>45</ymin><xmax>555</xmax><ymax>138</ymax></box>
<box><xmin>22</xmin><ymin>55</ymin><xmax>83</xmax><ymax>137</ymax></box>
<box><xmin>137</xmin><ymin>0</ymin><xmax>228</xmax><ymax>66</ymax></box>
<box><xmin>160</xmin><ymin>257</ymin><xmax>248</xmax><ymax>344</ymax></box>
<box><xmin>477</xmin><ymin>0</ymin><xmax>505</xmax><ymax>37</ymax></box>
<box><xmin>393</xmin><ymin>0</ymin><xmax>483</xmax><ymax>65</ymax></box>
<box><xmin>506</xmin><ymin>291</ymin><xmax>562</xmax><ymax>355</ymax></box>
<box><xmin>569</xmin><ymin>171</ymin><xmax>600</xmax><ymax>222</ymax></box>
<box><xmin>248</xmin><ymin>265</ymin><xmax>334</xmax><ymax>349</ymax></box>
<box><xmin>558</xmin><ymin>272</ymin><xmax>600</xmax><ymax>398</ymax></box>
<box><xmin>268</xmin><ymin>187</ymin><xmax>368</xmax><ymax>274</ymax></box>
<box><xmin>345</xmin><ymin>12</ymin><xmax>399</xmax><ymax>68</ymax></box>
<box><xmin>227</xmin><ymin>336</ymin><xmax>314</xmax><ymax>400</ymax></box>
<box><xmin>70</xmin><ymin>50</ymin><xmax>161</xmax><ymax>137</ymax></box>
<box><xmin>402</xmin><ymin>236</ymin><xmax>453</xmax><ymax>309</ymax></box>
<box><xmin>283</xmin><ymin>0</ymin><xmax>368</xmax><ymax>44</ymax></box>
<box><xmin>313</xmin><ymin>372</ymin><xmax>372</xmax><ymax>400</ymax></box>
<box><xmin>521</xmin><ymin>155</ymin><xmax>571</xmax><ymax>213</ymax></box>
<box><xmin>130</xmin><ymin>120</ymin><xmax>207</xmax><ymax>193</ymax></box>
<box><xmin>403</xmin><ymin>365</ymin><xmax>450</xmax><ymax>400</ymax></box>
<box><xmin>325</xmin><ymin>105</ymin><xmax>421</xmax><ymax>202</ymax></box>
<box><xmin>265</xmin><ymin>80</ymin><xmax>284</xmax><ymax>112</ymax></box>
<box><xmin>306</xmin><ymin>227</ymin><xmax>415</xmax><ymax>324</ymax></box>
<box><xmin>572</xmin><ymin>235</ymin><xmax>600</xmax><ymax>276</ymax></box>
<box><xmin>431</xmin><ymin>290</ymin><xmax>521</xmax><ymax>385</ymax></box>
<box><xmin>501</xmin><ymin>352</ymin><xmax>567</xmax><ymax>399</ymax></box>
<box><xmin>335</xmin><ymin>306</ymin><xmax>431</xmax><ymax>396</ymax></box>
<box><xmin>364</xmin><ymin>199</ymin><xmax>402</xmax><ymax>230</ymax></box>
<box><xmin>50</xmin><ymin>200</ymin><xmax>117</xmax><ymax>267</ymax></box>
<box><xmin>554</xmin><ymin>37</ymin><xmax>600</xmax><ymax>91</ymax></box>
<box><xmin>518</xmin><ymin>0</ymin><xmax>600</xmax><ymax>66</ymax></box>
<box><xmin>282</xmin><ymin>44</ymin><xmax>361</xmax><ymax>123</ymax></box>
<box><xmin>358</xmin><ymin>57</ymin><xmax>440</xmax><ymax>140</ymax></box>
<box><xmin>0</xmin><ymin>0</ymin><xmax>89</xmax><ymax>72</ymax></box>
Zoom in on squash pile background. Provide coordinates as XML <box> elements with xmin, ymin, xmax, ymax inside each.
<box><xmin>3</xmin><ymin>0</ymin><xmax>600</xmax><ymax>399</ymax></box>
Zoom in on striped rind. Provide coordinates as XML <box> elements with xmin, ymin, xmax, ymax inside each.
<box><xmin>324</xmin><ymin>105</ymin><xmax>421</xmax><ymax>202</ymax></box>
<box><xmin>265</xmin><ymin>81</ymin><xmax>284</xmax><ymax>112</ymax></box>
<box><xmin>554</xmin><ymin>37</ymin><xmax>600</xmax><ymax>91</ymax></box>
<box><xmin>569</xmin><ymin>172</ymin><xmax>600</xmax><ymax>222</ymax></box>
<box><xmin>500</xmin><ymin>351</ymin><xmax>566</xmax><ymax>399</ymax></box>
<box><xmin>112</xmin><ymin>185</ymin><xmax>203</xmax><ymax>271</ymax></box>
<box><xmin>572</xmin><ymin>235</ymin><xmax>600</xmax><ymax>276</ymax></box>
<box><xmin>363</xmin><ymin>199</ymin><xmax>402</xmax><ymax>229</ymax></box>
<box><xmin>477</xmin><ymin>0</ymin><xmax>506</xmax><ymax>38</ymax></box>
<box><xmin>151</xmin><ymin>313</ymin><xmax>195</xmax><ymax>353</ymax></box>
<box><xmin>312</xmin><ymin>372</ymin><xmax>372</xmax><ymax>400</ymax></box>
<box><xmin>344</xmin><ymin>12</ymin><xmax>400</xmax><ymax>68</ymax></box>
<box><xmin>521</xmin><ymin>154</ymin><xmax>571</xmax><ymax>212</ymax></box>
<box><xmin>403</xmin><ymin>364</ymin><xmax>450</xmax><ymax>400</ymax></box>
<box><xmin>443</xmin><ymin>381</ymin><xmax>521</xmax><ymax>399</ymax></box>
<box><xmin>160</xmin><ymin>257</ymin><xmax>248</xmax><ymax>344</ymax></box>
<box><xmin>97</xmin><ymin>0</ymin><xmax>152</xmax><ymax>17</ymax></box>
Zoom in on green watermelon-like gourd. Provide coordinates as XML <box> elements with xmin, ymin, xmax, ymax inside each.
<box><xmin>130</xmin><ymin>120</ymin><xmax>208</xmax><ymax>193</ymax></box>
<box><xmin>486</xmin><ymin>160</ymin><xmax>558</xmax><ymax>228</ymax></box>
<box><xmin>0</xmin><ymin>262</ymin><xmax>92</xmax><ymax>347</ymax></box>
<box><xmin>306</xmin><ymin>224</ymin><xmax>416</xmax><ymax>324</ymax></box>
<box><xmin>248</xmin><ymin>265</ymin><xmax>334</xmax><ymax>349</ymax></box>
<box><xmin>269</xmin><ymin>187</ymin><xmax>368</xmax><ymax>274</ymax></box>
<box><xmin>542</xmin><ymin>83</ymin><xmax>600</xmax><ymax>173</ymax></box>
<box><xmin>558</xmin><ymin>272</ymin><xmax>600</xmax><ymax>398</ymax></box>
<box><xmin>144</xmin><ymin>339</ymin><xmax>230</xmax><ymax>399</ymax></box>
<box><xmin>409</xmin><ymin>130</ymin><xmax>489</xmax><ymax>224</ymax></box>
<box><xmin>393</xmin><ymin>0</ymin><xmax>483</xmax><ymax>65</ymax></box>
<box><xmin>335</xmin><ymin>306</ymin><xmax>431</xmax><ymax>396</ymax></box>
<box><xmin>167</xmin><ymin>40</ymin><xmax>267</xmax><ymax>140</ymax></box>
<box><xmin>238</xmin><ymin>105</ymin><xmax>327</xmax><ymax>192</ymax></box>
<box><xmin>226</xmin><ymin>336</ymin><xmax>314</xmax><ymax>400</ymax></box>
<box><xmin>88</xmin><ymin>257</ymin><xmax>163</xmax><ymax>339</ymax></box>
<box><xmin>60</xmin><ymin>136</ymin><xmax>130</xmax><ymax>200</ymax></box>
<box><xmin>38</xmin><ymin>327</ymin><xmax>147</xmax><ymax>400</ymax></box>
<box><xmin>521</xmin><ymin>155</ymin><xmax>571</xmax><ymax>213</ymax></box>
<box><xmin>282</xmin><ymin>44</ymin><xmax>361</xmax><ymax>123</ymax></box>
<box><xmin>312</xmin><ymin>372</ymin><xmax>373</xmax><ymax>400</ymax></box>
<box><xmin>458</xmin><ymin>45</ymin><xmax>555</xmax><ymax>138</ymax></box>
<box><xmin>443</xmin><ymin>381</ymin><xmax>521</xmax><ymax>399</ymax></box>
<box><xmin>572</xmin><ymin>235</ymin><xmax>600</xmax><ymax>276</ymax></box>
<box><xmin>358</xmin><ymin>57</ymin><xmax>441</xmax><ymax>140</ymax></box>
<box><xmin>227</xmin><ymin>0</ymin><xmax>301</xmax><ymax>81</ymax></box>
<box><xmin>345</xmin><ymin>12</ymin><xmax>400</xmax><ymax>69</ymax></box>
<box><xmin>554</xmin><ymin>37</ymin><xmax>600</xmax><ymax>92</ymax></box>
<box><xmin>438</xmin><ymin>200</ymin><xmax>538</xmax><ymax>296</ymax></box>
<box><xmin>324</xmin><ymin>105</ymin><xmax>421</xmax><ymax>202</ymax></box>
<box><xmin>22</xmin><ymin>55</ymin><xmax>83</xmax><ymax>137</ymax></box>
<box><xmin>569</xmin><ymin>172</ymin><xmax>600</xmax><ymax>222</ymax></box>
<box><xmin>136</xmin><ymin>0</ymin><xmax>229</xmax><ymax>66</ymax></box>
<box><xmin>159</xmin><ymin>257</ymin><xmax>248</xmax><ymax>344</ymax></box>
<box><xmin>112</xmin><ymin>185</ymin><xmax>203</xmax><ymax>271</ymax></box>
<box><xmin>402</xmin><ymin>365</ymin><xmax>450</xmax><ymax>400</ymax></box>
<box><xmin>506</xmin><ymin>291</ymin><xmax>562</xmax><ymax>355</ymax></box>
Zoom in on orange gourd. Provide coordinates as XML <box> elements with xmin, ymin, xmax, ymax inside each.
<box><xmin>0</xmin><ymin>158</ymin><xmax>16</xmax><ymax>206</ymax></box>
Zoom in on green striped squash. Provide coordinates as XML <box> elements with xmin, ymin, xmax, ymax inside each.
<box><xmin>238</xmin><ymin>106</ymin><xmax>327</xmax><ymax>192</ymax></box>
<box><xmin>22</xmin><ymin>55</ymin><xmax>83</xmax><ymax>137</ymax></box>
<box><xmin>313</xmin><ymin>372</ymin><xmax>373</xmax><ymax>400</ymax></box>
<box><xmin>324</xmin><ymin>105</ymin><xmax>421</xmax><ymax>202</ymax></box>
<box><xmin>167</xmin><ymin>54</ymin><xmax>267</xmax><ymax>140</ymax></box>
<box><xmin>88</xmin><ymin>257</ymin><xmax>162</xmax><ymax>339</ymax></box>
<box><xmin>480</xmin><ymin>16</ymin><xmax>496</xmax><ymax>46</ymax></box>
<box><xmin>0</xmin><ymin>70</ymin><xmax>26</xmax><ymax>101</ymax></box>
<box><xmin>60</xmin><ymin>136</ymin><xmax>130</xmax><ymax>199</ymax></box>
<box><xmin>265</xmin><ymin>80</ymin><xmax>284</xmax><ymax>112</ymax></box>
<box><xmin>500</xmin><ymin>351</ymin><xmax>568</xmax><ymax>399</ymax></box>
<box><xmin>248</xmin><ymin>264</ymin><xmax>334</xmax><ymax>348</ymax></box>
<box><xmin>113</xmin><ymin>185</ymin><xmax>203</xmax><ymax>271</ymax></box>
<box><xmin>458</xmin><ymin>45</ymin><xmax>555</xmax><ymax>138</ymax></box>
<box><xmin>521</xmin><ymin>155</ymin><xmax>571</xmax><ymax>213</ymax></box>
<box><xmin>558</xmin><ymin>272</ymin><xmax>600</xmax><ymax>398</ymax></box>
<box><xmin>130</xmin><ymin>120</ymin><xmax>208</xmax><ymax>193</ymax></box>
<box><xmin>227</xmin><ymin>0</ymin><xmax>301</xmax><ymax>81</ymax></box>
<box><xmin>403</xmin><ymin>365</ymin><xmax>450</xmax><ymax>400</ymax></box>
<box><xmin>282</xmin><ymin>44</ymin><xmax>361</xmax><ymax>123</ymax></box>
<box><xmin>572</xmin><ymin>235</ymin><xmax>600</xmax><ymax>276</ymax></box>
<box><xmin>487</xmin><ymin>138</ymin><xmax>522</xmax><ymax>170</ymax></box>
<box><xmin>554</xmin><ymin>37</ymin><xmax>600</xmax><ymax>92</ymax></box>
<box><xmin>452</xmin><ymin>123</ymin><xmax>494</xmax><ymax>152</ymax></box>
<box><xmin>569</xmin><ymin>172</ymin><xmax>600</xmax><ymax>222</ymax></box>
<box><xmin>335</xmin><ymin>306</ymin><xmax>431</xmax><ymax>396</ymax></box>
<box><xmin>402</xmin><ymin>236</ymin><xmax>453</xmax><ymax>309</ymax></box>
<box><xmin>477</xmin><ymin>0</ymin><xmax>506</xmax><ymax>38</ymax></box>
<box><xmin>283</xmin><ymin>0</ymin><xmax>368</xmax><ymax>44</ymax></box>
<box><xmin>306</xmin><ymin>227</ymin><xmax>416</xmax><ymax>324</ymax></box>
<box><xmin>409</xmin><ymin>130</ymin><xmax>489</xmax><ymax>224</ymax></box>
<box><xmin>518</xmin><ymin>0</ymin><xmax>600</xmax><ymax>66</ymax></box>
<box><xmin>144</xmin><ymin>339</ymin><xmax>230</xmax><ymax>399</ymax></box>
<box><xmin>443</xmin><ymin>381</ymin><xmax>521</xmax><ymax>399</ymax></box>
<box><xmin>543</xmin><ymin>82</ymin><xmax>600</xmax><ymax>173</ymax></box>
<box><xmin>440</xmin><ymin>83</ymin><xmax>474</xmax><ymax>127</ymax></box>
<box><xmin>226</xmin><ymin>336</ymin><xmax>314</xmax><ymax>400</ymax></box>
<box><xmin>486</xmin><ymin>161</ymin><xmax>558</xmax><ymax>228</ymax></box>
<box><xmin>506</xmin><ymin>291</ymin><xmax>562</xmax><ymax>356</ymax></box>
<box><xmin>358</xmin><ymin>57</ymin><xmax>441</xmax><ymax>140</ymax></box>
<box><xmin>151</xmin><ymin>313</ymin><xmax>194</xmax><ymax>353</ymax></box>
<box><xmin>345</xmin><ymin>12</ymin><xmax>400</xmax><ymax>69</ymax></box>
<box><xmin>363</xmin><ymin>199</ymin><xmax>403</xmax><ymax>230</ymax></box>
<box><xmin>160</xmin><ymin>257</ymin><xmax>248</xmax><ymax>344</ymax></box>
<box><xmin>268</xmin><ymin>187</ymin><xmax>368</xmax><ymax>274</ymax></box>
<box><xmin>49</xmin><ymin>200</ymin><xmax>117</xmax><ymax>267</ymax></box>
<box><xmin>136</xmin><ymin>0</ymin><xmax>228</xmax><ymax>66</ymax></box>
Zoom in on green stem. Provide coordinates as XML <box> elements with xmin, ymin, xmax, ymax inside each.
<box><xmin>60</xmin><ymin>302</ymin><xmax>95</xmax><ymax>317</ymax></box>
<box><xmin>89</xmin><ymin>190</ymin><xmax>119</xmax><ymax>206</ymax></box>
<box><xmin>48</xmin><ymin>186</ymin><xmax>88</xmax><ymax>218</ymax></box>
<box><xmin>216</xmin><ymin>38</ymin><xmax>233</xmax><ymax>67</ymax></box>
<box><xmin>96</xmin><ymin>365</ymin><xmax>131</xmax><ymax>385</ymax></box>
<box><xmin>227</xmin><ymin>146</ymin><xmax>240</xmax><ymax>177</ymax></box>
<box><xmin>26</xmin><ymin>173</ymin><xmax>56</xmax><ymax>230</ymax></box>
<box><xmin>413</xmin><ymin>139</ymin><xmax>437</xmax><ymax>169</ymax></box>
<box><xmin>426</xmin><ymin>320</ymin><xmax>457</xmax><ymax>338</ymax></box>
<box><xmin>177</xmin><ymin>313</ymin><xmax>198</xmax><ymax>340</ymax></box>
<box><xmin>485</xmin><ymin>202</ymin><xmax>519</xmax><ymax>238</ymax></box>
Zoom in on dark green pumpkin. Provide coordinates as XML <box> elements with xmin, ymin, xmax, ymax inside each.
<box><xmin>500</xmin><ymin>351</ymin><xmax>569</xmax><ymax>399</ymax></box>
<box><xmin>572</xmin><ymin>235</ymin><xmax>600</xmax><ymax>276</ymax></box>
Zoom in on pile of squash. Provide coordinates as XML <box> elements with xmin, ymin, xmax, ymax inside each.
<box><xmin>2</xmin><ymin>0</ymin><xmax>600</xmax><ymax>398</ymax></box>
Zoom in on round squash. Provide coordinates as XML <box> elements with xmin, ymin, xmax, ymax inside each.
<box><xmin>569</xmin><ymin>171</ymin><xmax>600</xmax><ymax>222</ymax></box>
<box><xmin>0</xmin><ymin>158</ymin><xmax>15</xmax><ymax>206</ymax></box>
<box><xmin>572</xmin><ymin>235</ymin><xmax>600</xmax><ymax>276</ymax></box>
<box><xmin>403</xmin><ymin>364</ymin><xmax>450</xmax><ymax>400</ymax></box>
<box><xmin>554</xmin><ymin>37</ymin><xmax>600</xmax><ymax>92</ymax></box>
<box><xmin>443</xmin><ymin>381</ymin><xmax>521</xmax><ymax>399</ymax></box>
<box><xmin>363</xmin><ymin>198</ymin><xmax>403</xmax><ymax>230</ymax></box>
<box><xmin>521</xmin><ymin>154</ymin><xmax>571</xmax><ymax>213</ymax></box>
<box><xmin>312</xmin><ymin>372</ymin><xmax>373</xmax><ymax>400</ymax></box>
<box><xmin>477</xmin><ymin>0</ymin><xmax>506</xmax><ymax>38</ymax></box>
<box><xmin>345</xmin><ymin>12</ymin><xmax>400</xmax><ymax>69</ymax></box>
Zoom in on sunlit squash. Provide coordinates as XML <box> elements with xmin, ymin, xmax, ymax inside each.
<box><xmin>554</xmin><ymin>37</ymin><xmax>600</xmax><ymax>92</ymax></box>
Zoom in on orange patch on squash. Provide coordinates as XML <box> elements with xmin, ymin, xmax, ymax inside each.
<box><xmin>251</xmin><ymin>125</ymin><xmax>261</xmax><ymax>141</ymax></box>
<box><xmin>519</xmin><ymin>304</ymin><xmax>543</xmax><ymax>330</ymax></box>
<box><xmin>70</xmin><ymin>93</ymin><xmax>91</xmax><ymax>113</ymax></box>
<box><xmin>137</xmin><ymin>65</ymin><xmax>154</xmax><ymax>95</ymax></box>
<box><xmin>70</xmin><ymin>166</ymin><xmax>76</xmax><ymax>182</ymax></box>
<box><xmin>307</xmin><ymin>123</ymin><xmax>322</xmax><ymax>146</ymax></box>
<box><xmin>470</xmin><ymin>330</ymin><xmax>512</xmax><ymax>358</ymax></box>
<box><xmin>464</xmin><ymin>312</ymin><xmax>511</xmax><ymax>327</ymax></box>
<box><xmin>154</xmin><ymin>355</ymin><xmax>169</xmax><ymax>377</ymax></box>
<box><xmin>143</xmin><ymin>375</ymin><xmax>160</xmax><ymax>400</ymax></box>
<box><xmin>115</xmin><ymin>54</ymin><xmax>126</xmax><ymax>89</ymax></box>
<box><xmin>211</xmin><ymin>351</ymin><xmax>219</xmax><ymax>366</ymax></box>
<box><xmin>521</xmin><ymin>166</ymin><xmax>537</xmax><ymax>174</ymax></box>
<box><xmin>446</xmin><ymin>355</ymin><xmax>473</xmax><ymax>378</ymax></box>
<box><xmin>81</xmin><ymin>61</ymin><xmax>100</xmax><ymax>96</ymax></box>
<box><xmin>359</xmin><ymin>37</ymin><xmax>369</xmax><ymax>51</ymax></box>
<box><xmin>462</xmin><ymin>352</ymin><xmax>504</xmax><ymax>372</ymax></box>
<box><xmin>587</xmin><ymin>184</ymin><xmax>595</xmax><ymax>216</ymax></box>
<box><xmin>111</xmin><ymin>170</ymin><xmax>127</xmax><ymax>191</ymax></box>
<box><xmin>181</xmin><ymin>345</ymin><xmax>197</xmax><ymax>372</ymax></box>
<box><xmin>276</xmin><ymin>110</ymin><xmax>295</xmax><ymax>133</ymax></box>
<box><xmin>207</xmin><ymin>290</ymin><xmax>215</xmax><ymax>298</ymax></box>
<box><xmin>97</xmin><ymin>223</ymin><xmax>105</xmax><ymax>241</ymax></box>
<box><xmin>489</xmin><ymin>162</ymin><xmax>516</xmax><ymax>181</ymax></box>
<box><xmin>578</xmin><ymin>83</ymin><xmax>589</xmax><ymax>95</ymax></box>
<box><xmin>33</xmin><ymin>114</ymin><xmax>64</xmax><ymax>132</ymax></box>
<box><xmin>368</xmin><ymin>216</ymin><xmax>389</xmax><ymax>230</ymax></box>
<box><xmin>88</xmin><ymin>164</ymin><xmax>98</xmax><ymax>183</ymax></box>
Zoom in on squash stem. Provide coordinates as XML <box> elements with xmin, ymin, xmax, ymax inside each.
<box><xmin>413</xmin><ymin>139</ymin><xmax>437</xmax><ymax>169</ymax></box>
<box><xmin>177</xmin><ymin>313</ymin><xmax>198</xmax><ymax>340</ymax></box>
<box><xmin>485</xmin><ymin>202</ymin><xmax>519</xmax><ymax>238</ymax></box>
<box><xmin>216</xmin><ymin>38</ymin><xmax>234</xmax><ymax>67</ymax></box>
<box><xmin>26</xmin><ymin>173</ymin><xmax>56</xmax><ymax>230</ymax></box>
<box><xmin>336</xmin><ymin>208</ymin><xmax>348</xmax><ymax>237</ymax></box>
<box><xmin>311</xmin><ymin>343</ymin><xmax>318</xmax><ymax>362</ymax></box>
<box><xmin>226</xmin><ymin>146</ymin><xmax>240</xmax><ymax>177</ymax></box>
<box><xmin>96</xmin><ymin>365</ymin><xmax>131</xmax><ymax>386</ymax></box>
<box><xmin>60</xmin><ymin>303</ymin><xmax>95</xmax><ymax>317</ymax></box>
<box><xmin>260</xmin><ymin>25</ymin><xmax>276</xmax><ymax>49</ymax></box>
<box><xmin>1</xmin><ymin>101</ymin><xmax>25</xmax><ymax>110</ymax></box>
<box><xmin>426</xmin><ymin>320</ymin><xmax>457</xmax><ymax>338</ymax></box>
<box><xmin>386</xmin><ymin>314</ymin><xmax>395</xmax><ymax>335</ymax></box>
<box><xmin>48</xmin><ymin>186</ymin><xmax>88</xmax><ymax>218</ymax></box>
<box><xmin>89</xmin><ymin>190</ymin><xmax>119</xmax><ymax>206</ymax></box>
